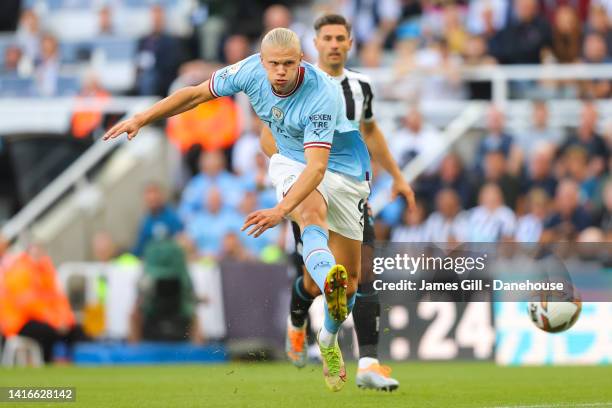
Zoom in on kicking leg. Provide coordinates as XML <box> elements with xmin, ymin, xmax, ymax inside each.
<box><xmin>318</xmin><ymin>230</ymin><xmax>361</xmax><ymax>348</ymax></box>
<box><xmin>288</xmin><ymin>190</ymin><xmax>350</xmax><ymax>392</ymax></box>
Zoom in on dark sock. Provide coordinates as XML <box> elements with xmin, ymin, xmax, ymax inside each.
<box><xmin>290</xmin><ymin>276</ymin><xmax>314</xmax><ymax>328</ymax></box>
<box><xmin>353</xmin><ymin>281</ymin><xmax>380</xmax><ymax>359</ymax></box>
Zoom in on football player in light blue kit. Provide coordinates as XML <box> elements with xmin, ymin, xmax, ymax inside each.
<box><xmin>104</xmin><ymin>28</ymin><xmax>368</xmax><ymax>392</ymax></box>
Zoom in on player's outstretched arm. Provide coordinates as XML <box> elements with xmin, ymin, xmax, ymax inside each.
<box><xmin>259</xmin><ymin>125</ymin><xmax>278</xmax><ymax>158</ymax></box>
<box><xmin>242</xmin><ymin>147</ymin><xmax>329</xmax><ymax>238</ymax></box>
<box><xmin>103</xmin><ymin>80</ymin><xmax>215</xmax><ymax>141</ymax></box>
<box><xmin>361</xmin><ymin>120</ymin><xmax>416</xmax><ymax>212</ymax></box>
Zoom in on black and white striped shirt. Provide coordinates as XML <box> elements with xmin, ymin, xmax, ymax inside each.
<box><xmin>326</xmin><ymin>67</ymin><xmax>375</xmax><ymax>129</ymax></box>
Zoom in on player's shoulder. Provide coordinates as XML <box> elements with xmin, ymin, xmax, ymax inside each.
<box><xmin>219</xmin><ymin>54</ymin><xmax>261</xmax><ymax>77</ymax></box>
<box><xmin>345</xmin><ymin>68</ymin><xmax>373</xmax><ymax>86</ymax></box>
<box><xmin>302</xmin><ymin>62</ymin><xmax>340</xmax><ymax>96</ymax></box>
<box><xmin>303</xmin><ymin>61</ymin><xmax>334</xmax><ymax>86</ymax></box>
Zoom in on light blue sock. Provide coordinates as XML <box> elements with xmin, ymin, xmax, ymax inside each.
<box><xmin>301</xmin><ymin>225</ymin><xmax>336</xmax><ymax>293</ymax></box>
<box><xmin>323</xmin><ymin>293</ymin><xmax>356</xmax><ymax>334</ymax></box>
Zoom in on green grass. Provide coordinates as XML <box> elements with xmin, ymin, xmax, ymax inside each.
<box><xmin>0</xmin><ymin>362</ymin><xmax>611</xmax><ymax>408</ymax></box>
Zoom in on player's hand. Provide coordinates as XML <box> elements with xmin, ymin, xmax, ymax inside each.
<box><xmin>241</xmin><ymin>207</ymin><xmax>285</xmax><ymax>238</ymax></box>
<box><xmin>103</xmin><ymin>116</ymin><xmax>143</xmax><ymax>141</ymax></box>
<box><xmin>392</xmin><ymin>177</ymin><xmax>416</xmax><ymax>212</ymax></box>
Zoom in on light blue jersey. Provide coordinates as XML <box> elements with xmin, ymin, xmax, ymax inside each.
<box><xmin>209</xmin><ymin>54</ymin><xmax>371</xmax><ymax>181</ymax></box>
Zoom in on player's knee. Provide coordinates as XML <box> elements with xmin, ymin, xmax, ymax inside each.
<box><xmin>299</xmin><ymin>208</ymin><xmax>326</xmax><ymax>227</ymax></box>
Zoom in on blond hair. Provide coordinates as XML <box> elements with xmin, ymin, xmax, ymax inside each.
<box><xmin>261</xmin><ymin>27</ymin><xmax>301</xmax><ymax>52</ymax></box>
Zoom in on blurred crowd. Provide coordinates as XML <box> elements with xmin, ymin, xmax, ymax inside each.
<box><xmin>381</xmin><ymin>100</ymin><xmax>611</xmax><ymax>244</ymax></box>
<box><xmin>4</xmin><ymin>0</ymin><xmax>612</xmax><ymax>99</ymax></box>
<box><xmin>1</xmin><ymin>0</ymin><xmax>612</xmax><ymax>253</ymax></box>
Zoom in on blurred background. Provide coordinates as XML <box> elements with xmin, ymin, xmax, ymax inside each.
<box><xmin>0</xmin><ymin>0</ymin><xmax>610</xmax><ymax>368</ymax></box>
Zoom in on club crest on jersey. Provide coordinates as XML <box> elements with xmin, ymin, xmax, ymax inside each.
<box><xmin>271</xmin><ymin>106</ymin><xmax>284</xmax><ymax>122</ymax></box>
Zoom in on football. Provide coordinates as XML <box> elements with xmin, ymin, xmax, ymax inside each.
<box><xmin>528</xmin><ymin>300</ymin><xmax>582</xmax><ymax>333</ymax></box>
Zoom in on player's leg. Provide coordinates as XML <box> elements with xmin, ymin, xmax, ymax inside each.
<box><xmin>321</xmin><ymin>230</ymin><xmax>361</xmax><ymax>346</ymax></box>
<box><xmin>301</xmin><ymin>229</ymin><xmax>358</xmax><ymax>392</ymax></box>
<box><xmin>286</xmin><ymin>222</ymin><xmax>319</xmax><ymax>368</ymax></box>
<box><xmin>354</xmin><ymin>203</ymin><xmax>399</xmax><ymax>391</ymax></box>
<box><xmin>289</xmin><ymin>191</ymin><xmax>352</xmax><ymax>392</ymax></box>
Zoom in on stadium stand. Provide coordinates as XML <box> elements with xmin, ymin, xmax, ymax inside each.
<box><xmin>0</xmin><ymin>0</ymin><xmax>611</xmax><ymax>367</ymax></box>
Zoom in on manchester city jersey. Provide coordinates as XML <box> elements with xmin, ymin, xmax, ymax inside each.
<box><xmin>209</xmin><ymin>54</ymin><xmax>371</xmax><ymax>181</ymax></box>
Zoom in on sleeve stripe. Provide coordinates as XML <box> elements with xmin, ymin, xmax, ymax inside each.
<box><xmin>209</xmin><ymin>70</ymin><xmax>220</xmax><ymax>98</ymax></box>
<box><xmin>304</xmin><ymin>142</ymin><xmax>332</xmax><ymax>150</ymax></box>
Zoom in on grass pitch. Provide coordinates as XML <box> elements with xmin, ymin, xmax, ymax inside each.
<box><xmin>0</xmin><ymin>362</ymin><xmax>611</xmax><ymax>408</ymax></box>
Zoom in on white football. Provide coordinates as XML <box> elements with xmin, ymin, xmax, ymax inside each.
<box><xmin>527</xmin><ymin>300</ymin><xmax>582</xmax><ymax>333</ymax></box>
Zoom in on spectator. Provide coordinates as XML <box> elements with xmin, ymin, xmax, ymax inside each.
<box><xmin>262</xmin><ymin>4</ymin><xmax>292</xmax><ymax>32</ymax></box>
<box><xmin>480</xmin><ymin>150</ymin><xmax>521</xmax><ymax>209</ymax></box>
<box><xmin>577</xmin><ymin>226</ymin><xmax>606</xmax><ymax>243</ymax></box>
<box><xmin>0</xmin><ymin>234</ymin><xmax>11</xmax><ymax>270</ymax></box>
<box><xmin>70</xmin><ymin>71</ymin><xmax>110</xmax><ymax>139</ymax></box>
<box><xmin>223</xmin><ymin>34</ymin><xmax>250</xmax><ymax>64</ymax></box>
<box><xmin>389</xmin><ymin>106</ymin><xmax>444</xmax><ymax>172</ymax></box>
<box><xmin>98</xmin><ymin>5</ymin><xmax>114</xmax><ymax>36</ymax></box>
<box><xmin>16</xmin><ymin>9</ymin><xmax>41</xmax><ymax>62</ymax></box>
<box><xmin>489</xmin><ymin>0</ymin><xmax>552</xmax><ymax>64</ymax></box>
<box><xmin>340</xmin><ymin>0</ymin><xmax>401</xmax><ymax>48</ymax></box>
<box><xmin>423</xmin><ymin>189</ymin><xmax>469</xmax><ymax>243</ymax></box>
<box><xmin>0</xmin><ymin>234</ymin><xmax>7</xmax><ymax>259</ymax></box>
<box><xmin>595</xmin><ymin>179</ymin><xmax>612</xmax><ymax>239</ymax></box>
<box><xmin>515</xmin><ymin>188</ymin><xmax>550</xmax><ymax>242</ymax></box>
<box><xmin>581</xmin><ymin>33</ymin><xmax>612</xmax><ymax>98</ymax></box>
<box><xmin>232</xmin><ymin>113</ymin><xmax>263</xmax><ymax>176</ymax></box>
<box><xmin>462</xmin><ymin>35</ymin><xmax>497</xmax><ymax>100</ymax></box>
<box><xmin>422</xmin><ymin>153</ymin><xmax>475</xmax><ymax>209</ymax></box>
<box><xmin>465</xmin><ymin>183</ymin><xmax>516</xmax><ymax>242</ymax></box>
<box><xmin>128</xmin><ymin>238</ymin><xmax>202</xmax><ymax>343</ymax></box>
<box><xmin>542</xmin><ymin>179</ymin><xmax>593</xmax><ymax>241</ymax></box>
<box><xmin>259</xmin><ymin>4</ymin><xmax>311</xmax><ymax>58</ymax></box>
<box><xmin>410</xmin><ymin>37</ymin><xmax>465</xmax><ymax>101</ymax></box>
<box><xmin>442</xmin><ymin>4</ymin><xmax>468</xmax><ymax>54</ymax></box>
<box><xmin>476</xmin><ymin>106</ymin><xmax>519</xmax><ymax>172</ymax></box>
<box><xmin>34</xmin><ymin>34</ymin><xmax>60</xmax><ymax>97</ymax></box>
<box><xmin>561</xmin><ymin>146</ymin><xmax>599</xmax><ymax>208</ymax></box>
<box><xmin>359</xmin><ymin>40</ymin><xmax>384</xmax><ymax>68</ymax></box>
<box><xmin>522</xmin><ymin>142</ymin><xmax>558</xmax><ymax>198</ymax></box>
<box><xmin>466</xmin><ymin>0</ymin><xmax>509</xmax><ymax>35</ymax></box>
<box><xmin>136</xmin><ymin>5</ymin><xmax>187</xmax><ymax>96</ymax></box>
<box><xmin>179</xmin><ymin>150</ymin><xmax>246</xmax><ymax>220</ymax></box>
<box><xmin>1</xmin><ymin>45</ymin><xmax>23</xmax><ymax>75</ymax></box>
<box><xmin>516</xmin><ymin>101</ymin><xmax>563</xmax><ymax>152</ymax></box>
<box><xmin>185</xmin><ymin>187</ymin><xmax>240</xmax><ymax>258</ymax></box>
<box><xmin>584</xmin><ymin>4</ymin><xmax>612</xmax><ymax>56</ymax></box>
<box><xmin>542</xmin><ymin>0</ymin><xmax>590</xmax><ymax>24</ymax></box>
<box><xmin>237</xmin><ymin>191</ymin><xmax>279</xmax><ymax>258</ymax></box>
<box><xmin>552</xmin><ymin>6</ymin><xmax>582</xmax><ymax>63</ymax></box>
<box><xmin>0</xmin><ymin>245</ymin><xmax>87</xmax><ymax>363</ymax></box>
<box><xmin>391</xmin><ymin>199</ymin><xmax>428</xmax><ymax>242</ymax></box>
<box><xmin>370</xmin><ymin>162</ymin><xmax>405</xmax><ymax>238</ymax></box>
<box><xmin>560</xmin><ymin>101</ymin><xmax>609</xmax><ymax>176</ymax></box>
<box><xmin>220</xmin><ymin>232</ymin><xmax>255</xmax><ymax>262</ymax></box>
<box><xmin>583</xmin><ymin>33</ymin><xmax>611</xmax><ymax>63</ymax></box>
<box><xmin>133</xmin><ymin>182</ymin><xmax>183</xmax><ymax>257</ymax></box>
<box><xmin>91</xmin><ymin>231</ymin><xmax>119</xmax><ymax>263</ymax></box>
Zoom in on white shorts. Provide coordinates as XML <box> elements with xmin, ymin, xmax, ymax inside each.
<box><xmin>268</xmin><ymin>154</ymin><xmax>370</xmax><ymax>241</ymax></box>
